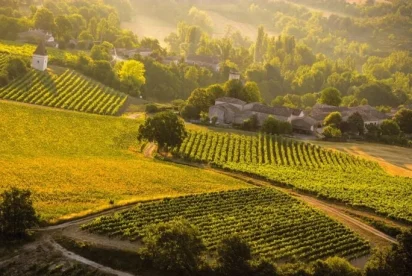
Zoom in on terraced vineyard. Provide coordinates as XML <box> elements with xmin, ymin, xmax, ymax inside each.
<box><xmin>0</xmin><ymin>53</ymin><xmax>9</xmax><ymax>68</ymax></box>
<box><xmin>0</xmin><ymin>70</ymin><xmax>127</xmax><ymax>115</ymax></box>
<box><xmin>174</xmin><ymin>131</ymin><xmax>412</xmax><ymax>223</ymax></box>
<box><xmin>82</xmin><ymin>188</ymin><xmax>370</xmax><ymax>262</ymax></box>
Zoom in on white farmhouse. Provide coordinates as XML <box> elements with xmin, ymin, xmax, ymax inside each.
<box><xmin>32</xmin><ymin>41</ymin><xmax>48</xmax><ymax>71</ymax></box>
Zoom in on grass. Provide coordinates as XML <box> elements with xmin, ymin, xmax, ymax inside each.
<box><xmin>0</xmin><ymin>101</ymin><xmax>250</xmax><ymax>223</ymax></box>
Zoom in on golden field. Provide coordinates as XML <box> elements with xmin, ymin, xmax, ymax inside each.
<box><xmin>0</xmin><ymin>101</ymin><xmax>250</xmax><ymax>223</ymax></box>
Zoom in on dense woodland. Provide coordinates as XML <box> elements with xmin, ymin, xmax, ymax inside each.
<box><xmin>1</xmin><ymin>0</ymin><xmax>411</xmax><ymax>112</ymax></box>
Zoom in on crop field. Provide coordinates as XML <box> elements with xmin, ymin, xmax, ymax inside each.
<box><xmin>0</xmin><ymin>102</ymin><xmax>250</xmax><ymax>222</ymax></box>
<box><xmin>175</xmin><ymin>131</ymin><xmax>412</xmax><ymax>223</ymax></box>
<box><xmin>0</xmin><ymin>70</ymin><xmax>127</xmax><ymax>115</ymax></box>
<box><xmin>0</xmin><ymin>40</ymin><xmax>78</xmax><ymax>64</ymax></box>
<box><xmin>82</xmin><ymin>188</ymin><xmax>370</xmax><ymax>262</ymax></box>
<box><xmin>0</xmin><ymin>53</ymin><xmax>9</xmax><ymax>68</ymax></box>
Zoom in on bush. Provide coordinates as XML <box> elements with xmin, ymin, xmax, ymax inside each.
<box><xmin>0</xmin><ymin>69</ymin><xmax>9</xmax><ymax>86</ymax></box>
<box><xmin>145</xmin><ymin>103</ymin><xmax>158</xmax><ymax>114</ymax></box>
<box><xmin>181</xmin><ymin>104</ymin><xmax>200</xmax><ymax>120</ymax></box>
<box><xmin>323</xmin><ymin>112</ymin><xmax>342</xmax><ymax>127</ymax></box>
<box><xmin>313</xmin><ymin>257</ymin><xmax>361</xmax><ymax>276</ymax></box>
<box><xmin>140</xmin><ymin>219</ymin><xmax>206</xmax><ymax>275</ymax></box>
<box><xmin>323</xmin><ymin>126</ymin><xmax>342</xmax><ymax>139</ymax></box>
<box><xmin>241</xmin><ymin>114</ymin><xmax>259</xmax><ymax>131</ymax></box>
<box><xmin>261</xmin><ymin>116</ymin><xmax>292</xmax><ymax>135</ymax></box>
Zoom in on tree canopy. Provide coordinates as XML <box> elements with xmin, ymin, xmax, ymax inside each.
<box><xmin>138</xmin><ymin>111</ymin><xmax>187</xmax><ymax>150</ymax></box>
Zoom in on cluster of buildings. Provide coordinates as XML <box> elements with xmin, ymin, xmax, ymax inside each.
<box><xmin>209</xmin><ymin>97</ymin><xmax>391</xmax><ymax>134</ymax></box>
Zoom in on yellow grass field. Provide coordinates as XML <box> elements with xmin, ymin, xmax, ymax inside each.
<box><xmin>0</xmin><ymin>101</ymin><xmax>250</xmax><ymax>223</ymax></box>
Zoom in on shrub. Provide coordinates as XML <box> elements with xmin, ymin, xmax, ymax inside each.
<box><xmin>217</xmin><ymin>235</ymin><xmax>252</xmax><ymax>276</ymax></box>
<box><xmin>145</xmin><ymin>103</ymin><xmax>158</xmax><ymax>114</ymax></box>
<box><xmin>323</xmin><ymin>126</ymin><xmax>342</xmax><ymax>139</ymax></box>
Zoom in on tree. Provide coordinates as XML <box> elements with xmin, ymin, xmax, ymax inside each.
<box><xmin>394</xmin><ymin>109</ymin><xmax>412</xmax><ymax>134</ymax></box>
<box><xmin>140</xmin><ymin>219</ymin><xmax>205</xmax><ymax>275</ymax></box>
<box><xmin>181</xmin><ymin>104</ymin><xmax>201</xmax><ymax>120</ymax></box>
<box><xmin>318</xmin><ymin>87</ymin><xmax>342</xmax><ymax>106</ymax></box>
<box><xmin>323</xmin><ymin>126</ymin><xmax>342</xmax><ymax>139</ymax></box>
<box><xmin>5</xmin><ymin>57</ymin><xmax>28</xmax><ymax>80</ymax></box>
<box><xmin>301</xmin><ymin>93</ymin><xmax>316</xmax><ymax>107</ymax></box>
<box><xmin>117</xmin><ymin>60</ymin><xmax>146</xmax><ymax>96</ymax></box>
<box><xmin>0</xmin><ymin>187</ymin><xmax>38</xmax><ymax>239</ymax></box>
<box><xmin>261</xmin><ymin>116</ymin><xmax>292</xmax><ymax>135</ymax></box>
<box><xmin>242</xmin><ymin>81</ymin><xmax>262</xmax><ymax>103</ymax></box>
<box><xmin>323</xmin><ymin>112</ymin><xmax>342</xmax><ymax>127</ymax></box>
<box><xmin>206</xmin><ymin>84</ymin><xmax>225</xmax><ymax>102</ymax></box>
<box><xmin>380</xmin><ymin>119</ymin><xmax>401</xmax><ymax>136</ymax></box>
<box><xmin>90</xmin><ymin>44</ymin><xmax>112</xmax><ymax>61</ymax></box>
<box><xmin>217</xmin><ymin>235</ymin><xmax>252</xmax><ymax>276</ymax></box>
<box><xmin>33</xmin><ymin>7</ymin><xmax>55</xmax><ymax>32</ymax></box>
<box><xmin>224</xmin><ymin>79</ymin><xmax>244</xmax><ymax>101</ymax></box>
<box><xmin>54</xmin><ymin>15</ymin><xmax>72</xmax><ymax>42</ymax></box>
<box><xmin>313</xmin><ymin>257</ymin><xmax>361</xmax><ymax>276</ymax></box>
<box><xmin>187</xmin><ymin>88</ymin><xmax>213</xmax><ymax>113</ymax></box>
<box><xmin>138</xmin><ymin>111</ymin><xmax>187</xmax><ymax>150</ymax></box>
<box><xmin>347</xmin><ymin>112</ymin><xmax>364</xmax><ymax>135</ymax></box>
<box><xmin>365</xmin><ymin>230</ymin><xmax>412</xmax><ymax>276</ymax></box>
<box><xmin>356</xmin><ymin>83</ymin><xmax>398</xmax><ymax>107</ymax></box>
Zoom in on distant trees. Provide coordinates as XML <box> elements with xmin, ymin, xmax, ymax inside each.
<box><xmin>117</xmin><ymin>60</ymin><xmax>146</xmax><ymax>96</ymax></box>
<box><xmin>380</xmin><ymin>119</ymin><xmax>401</xmax><ymax>136</ymax></box>
<box><xmin>0</xmin><ymin>187</ymin><xmax>38</xmax><ymax>239</ymax></box>
<box><xmin>224</xmin><ymin>79</ymin><xmax>262</xmax><ymax>103</ymax></box>
<box><xmin>138</xmin><ymin>111</ymin><xmax>187</xmax><ymax>150</ymax></box>
<box><xmin>347</xmin><ymin>112</ymin><xmax>365</xmax><ymax>135</ymax></box>
<box><xmin>33</xmin><ymin>7</ymin><xmax>55</xmax><ymax>32</ymax></box>
<box><xmin>318</xmin><ymin>87</ymin><xmax>342</xmax><ymax>106</ymax></box>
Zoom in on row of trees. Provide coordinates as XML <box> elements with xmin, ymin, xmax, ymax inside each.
<box><xmin>139</xmin><ymin>216</ymin><xmax>412</xmax><ymax>276</ymax></box>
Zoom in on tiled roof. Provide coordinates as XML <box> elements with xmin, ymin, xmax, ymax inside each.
<box><xmin>33</xmin><ymin>41</ymin><xmax>47</xmax><ymax>56</ymax></box>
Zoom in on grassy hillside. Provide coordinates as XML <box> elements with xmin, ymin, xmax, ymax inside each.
<box><xmin>177</xmin><ymin>131</ymin><xmax>412</xmax><ymax>223</ymax></box>
<box><xmin>83</xmin><ymin>188</ymin><xmax>370</xmax><ymax>262</ymax></box>
<box><xmin>0</xmin><ymin>101</ymin><xmax>250</xmax><ymax>223</ymax></box>
<box><xmin>0</xmin><ymin>69</ymin><xmax>127</xmax><ymax>115</ymax></box>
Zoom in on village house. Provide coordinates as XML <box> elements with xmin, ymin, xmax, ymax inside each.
<box><xmin>185</xmin><ymin>54</ymin><xmax>220</xmax><ymax>72</ymax></box>
<box><xmin>310</xmin><ymin>104</ymin><xmax>390</xmax><ymax>126</ymax></box>
<box><xmin>116</xmin><ymin>47</ymin><xmax>153</xmax><ymax>58</ymax></box>
<box><xmin>18</xmin><ymin>29</ymin><xmax>58</xmax><ymax>48</ymax></box>
<box><xmin>162</xmin><ymin>56</ymin><xmax>181</xmax><ymax>65</ymax></box>
<box><xmin>209</xmin><ymin>97</ymin><xmax>311</xmax><ymax>131</ymax></box>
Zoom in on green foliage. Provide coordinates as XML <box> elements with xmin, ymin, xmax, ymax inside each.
<box><xmin>241</xmin><ymin>114</ymin><xmax>259</xmax><ymax>131</ymax></box>
<box><xmin>217</xmin><ymin>235</ymin><xmax>252</xmax><ymax>276</ymax></box>
<box><xmin>140</xmin><ymin>219</ymin><xmax>206</xmax><ymax>275</ymax></box>
<box><xmin>365</xmin><ymin>230</ymin><xmax>412</xmax><ymax>276</ymax></box>
<box><xmin>313</xmin><ymin>257</ymin><xmax>361</xmax><ymax>276</ymax></box>
<box><xmin>138</xmin><ymin>111</ymin><xmax>187</xmax><ymax>150</ymax></box>
<box><xmin>5</xmin><ymin>56</ymin><xmax>28</xmax><ymax>80</ymax></box>
<box><xmin>394</xmin><ymin>109</ymin><xmax>412</xmax><ymax>134</ymax></box>
<box><xmin>33</xmin><ymin>7</ymin><xmax>55</xmax><ymax>32</ymax></box>
<box><xmin>323</xmin><ymin>125</ymin><xmax>342</xmax><ymax>139</ymax></box>
<box><xmin>380</xmin><ymin>119</ymin><xmax>401</xmax><ymax>136</ymax></box>
<box><xmin>181</xmin><ymin>103</ymin><xmax>200</xmax><ymax>120</ymax></box>
<box><xmin>187</xmin><ymin>88</ymin><xmax>213</xmax><ymax>113</ymax></box>
<box><xmin>243</xmin><ymin>81</ymin><xmax>263</xmax><ymax>103</ymax></box>
<box><xmin>347</xmin><ymin>112</ymin><xmax>365</xmax><ymax>135</ymax></box>
<box><xmin>117</xmin><ymin>60</ymin><xmax>146</xmax><ymax>96</ymax></box>
<box><xmin>323</xmin><ymin>112</ymin><xmax>342</xmax><ymax>127</ymax></box>
<box><xmin>261</xmin><ymin>116</ymin><xmax>292</xmax><ymax>135</ymax></box>
<box><xmin>145</xmin><ymin>104</ymin><xmax>158</xmax><ymax>114</ymax></box>
<box><xmin>318</xmin><ymin>87</ymin><xmax>342</xmax><ymax>106</ymax></box>
<box><xmin>0</xmin><ymin>187</ymin><xmax>38</xmax><ymax>239</ymax></box>
<box><xmin>90</xmin><ymin>44</ymin><xmax>112</xmax><ymax>61</ymax></box>
<box><xmin>356</xmin><ymin>83</ymin><xmax>398</xmax><ymax>107</ymax></box>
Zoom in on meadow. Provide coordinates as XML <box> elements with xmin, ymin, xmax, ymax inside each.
<box><xmin>82</xmin><ymin>188</ymin><xmax>370</xmax><ymax>262</ymax></box>
<box><xmin>0</xmin><ymin>102</ymin><xmax>250</xmax><ymax>223</ymax></box>
<box><xmin>176</xmin><ymin>131</ymin><xmax>412</xmax><ymax>223</ymax></box>
<box><xmin>0</xmin><ymin>69</ymin><xmax>127</xmax><ymax>115</ymax></box>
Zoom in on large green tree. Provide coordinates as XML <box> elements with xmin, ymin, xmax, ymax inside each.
<box><xmin>33</xmin><ymin>7</ymin><xmax>55</xmax><ymax>32</ymax></box>
<box><xmin>117</xmin><ymin>60</ymin><xmax>146</xmax><ymax>96</ymax></box>
<box><xmin>140</xmin><ymin>219</ymin><xmax>205</xmax><ymax>275</ymax></box>
<box><xmin>217</xmin><ymin>235</ymin><xmax>252</xmax><ymax>276</ymax></box>
<box><xmin>380</xmin><ymin>119</ymin><xmax>401</xmax><ymax>136</ymax></box>
<box><xmin>318</xmin><ymin>87</ymin><xmax>342</xmax><ymax>106</ymax></box>
<box><xmin>0</xmin><ymin>188</ymin><xmax>38</xmax><ymax>239</ymax></box>
<box><xmin>138</xmin><ymin>111</ymin><xmax>187</xmax><ymax>150</ymax></box>
<box><xmin>394</xmin><ymin>108</ymin><xmax>412</xmax><ymax>134</ymax></box>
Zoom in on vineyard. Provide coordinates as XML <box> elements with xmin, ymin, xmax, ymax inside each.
<box><xmin>82</xmin><ymin>188</ymin><xmax>370</xmax><ymax>262</ymax></box>
<box><xmin>0</xmin><ymin>53</ymin><xmax>9</xmax><ymax>69</ymax></box>
<box><xmin>0</xmin><ymin>69</ymin><xmax>127</xmax><ymax>115</ymax></box>
<box><xmin>175</xmin><ymin>131</ymin><xmax>412</xmax><ymax>223</ymax></box>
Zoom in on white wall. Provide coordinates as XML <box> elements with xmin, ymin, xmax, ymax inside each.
<box><xmin>32</xmin><ymin>55</ymin><xmax>48</xmax><ymax>71</ymax></box>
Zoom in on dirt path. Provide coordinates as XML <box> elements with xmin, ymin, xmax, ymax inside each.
<box><xmin>213</xmin><ymin>170</ymin><xmax>398</xmax><ymax>247</ymax></box>
<box><xmin>48</xmin><ymin>236</ymin><xmax>134</xmax><ymax>276</ymax></box>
